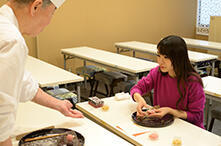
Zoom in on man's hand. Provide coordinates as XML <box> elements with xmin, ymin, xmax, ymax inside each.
<box><xmin>0</xmin><ymin>137</ymin><xmax>12</xmax><ymax>146</ymax></box>
<box><xmin>32</xmin><ymin>88</ymin><xmax>84</xmax><ymax>118</ymax></box>
<box><xmin>57</xmin><ymin>100</ymin><xmax>84</xmax><ymax>118</ymax></box>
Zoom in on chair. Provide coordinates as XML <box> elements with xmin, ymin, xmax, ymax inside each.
<box><xmin>208</xmin><ymin>106</ymin><xmax>221</xmax><ymax>132</ymax></box>
<box><xmin>116</xmin><ymin>80</ymin><xmax>136</xmax><ymax>93</ymax></box>
<box><xmin>94</xmin><ymin>71</ymin><xmax>127</xmax><ymax>97</ymax></box>
<box><xmin>76</xmin><ymin>65</ymin><xmax>105</xmax><ymax>96</ymax></box>
<box><xmin>46</xmin><ymin>88</ymin><xmax>78</xmax><ymax>109</ymax></box>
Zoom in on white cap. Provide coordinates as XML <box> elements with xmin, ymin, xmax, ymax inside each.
<box><xmin>50</xmin><ymin>0</ymin><xmax>65</xmax><ymax>8</ymax></box>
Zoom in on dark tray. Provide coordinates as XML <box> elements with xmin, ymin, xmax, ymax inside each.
<box><xmin>19</xmin><ymin>128</ymin><xmax>84</xmax><ymax>146</ymax></box>
<box><xmin>132</xmin><ymin>109</ymin><xmax>174</xmax><ymax>127</ymax></box>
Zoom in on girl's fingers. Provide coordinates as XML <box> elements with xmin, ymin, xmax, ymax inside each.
<box><xmin>148</xmin><ymin>113</ymin><xmax>162</xmax><ymax>118</ymax></box>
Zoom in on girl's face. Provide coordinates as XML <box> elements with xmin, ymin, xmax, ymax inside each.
<box><xmin>157</xmin><ymin>52</ymin><xmax>175</xmax><ymax>77</ymax></box>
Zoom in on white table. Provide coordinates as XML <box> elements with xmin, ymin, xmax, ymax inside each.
<box><xmin>184</xmin><ymin>38</ymin><xmax>221</xmax><ymax>52</ymax></box>
<box><xmin>202</xmin><ymin>76</ymin><xmax>221</xmax><ymax>129</ymax></box>
<box><xmin>76</xmin><ymin>97</ymin><xmax>221</xmax><ymax>146</ymax></box>
<box><xmin>61</xmin><ymin>46</ymin><xmax>158</xmax><ymax>81</ymax></box>
<box><xmin>203</xmin><ymin>76</ymin><xmax>221</xmax><ymax>102</ymax></box>
<box><xmin>12</xmin><ymin>101</ymin><xmax>133</xmax><ymax>146</ymax></box>
<box><xmin>26</xmin><ymin>56</ymin><xmax>83</xmax><ymax>102</ymax></box>
<box><xmin>115</xmin><ymin>41</ymin><xmax>218</xmax><ymax>76</ymax></box>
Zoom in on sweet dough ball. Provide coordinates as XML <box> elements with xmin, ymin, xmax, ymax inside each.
<box><xmin>172</xmin><ymin>137</ymin><xmax>182</xmax><ymax>146</ymax></box>
<box><xmin>147</xmin><ymin>109</ymin><xmax>155</xmax><ymax>114</ymax></box>
<box><xmin>102</xmin><ymin>105</ymin><xmax>109</xmax><ymax>111</ymax></box>
<box><xmin>148</xmin><ymin>132</ymin><xmax>158</xmax><ymax>140</ymax></box>
<box><xmin>66</xmin><ymin>134</ymin><xmax>74</xmax><ymax>142</ymax></box>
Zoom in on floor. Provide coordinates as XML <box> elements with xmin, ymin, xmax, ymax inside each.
<box><xmin>208</xmin><ymin>101</ymin><xmax>221</xmax><ymax>136</ymax></box>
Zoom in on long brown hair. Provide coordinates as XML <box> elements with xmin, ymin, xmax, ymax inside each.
<box><xmin>157</xmin><ymin>35</ymin><xmax>203</xmax><ymax>109</ymax></box>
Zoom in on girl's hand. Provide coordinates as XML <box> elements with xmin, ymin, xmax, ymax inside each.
<box><xmin>148</xmin><ymin>107</ymin><xmax>171</xmax><ymax>118</ymax></box>
<box><xmin>133</xmin><ymin>93</ymin><xmax>152</xmax><ymax>116</ymax></box>
<box><xmin>136</xmin><ymin>98</ymin><xmax>153</xmax><ymax>116</ymax></box>
<box><xmin>137</xmin><ymin>100</ymin><xmax>149</xmax><ymax>116</ymax></box>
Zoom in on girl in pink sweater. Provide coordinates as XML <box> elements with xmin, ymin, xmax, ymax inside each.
<box><xmin>130</xmin><ymin>35</ymin><xmax>205</xmax><ymax>128</ymax></box>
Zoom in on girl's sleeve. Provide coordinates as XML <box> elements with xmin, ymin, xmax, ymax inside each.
<box><xmin>186</xmin><ymin>81</ymin><xmax>205</xmax><ymax>127</ymax></box>
<box><xmin>130</xmin><ymin>68</ymin><xmax>156</xmax><ymax>99</ymax></box>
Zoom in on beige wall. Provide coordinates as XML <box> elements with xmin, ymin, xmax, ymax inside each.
<box><xmin>208</xmin><ymin>16</ymin><xmax>221</xmax><ymax>59</ymax></box>
<box><xmin>37</xmin><ymin>0</ymin><xmax>197</xmax><ymax>72</ymax></box>
<box><xmin>1</xmin><ymin>0</ymin><xmax>198</xmax><ymax>72</ymax></box>
<box><xmin>24</xmin><ymin>36</ymin><xmax>37</xmax><ymax>57</ymax></box>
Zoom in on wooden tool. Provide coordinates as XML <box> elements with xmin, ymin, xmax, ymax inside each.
<box><xmin>16</xmin><ymin>125</ymin><xmax>55</xmax><ymax>141</ymax></box>
<box><xmin>24</xmin><ymin>132</ymin><xmax>68</xmax><ymax>142</ymax></box>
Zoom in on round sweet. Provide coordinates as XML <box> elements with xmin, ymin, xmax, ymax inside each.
<box><xmin>147</xmin><ymin>109</ymin><xmax>155</xmax><ymax>114</ymax></box>
<box><xmin>102</xmin><ymin>105</ymin><xmax>109</xmax><ymax>111</ymax></box>
<box><xmin>172</xmin><ymin>137</ymin><xmax>182</xmax><ymax>146</ymax></box>
<box><xmin>148</xmin><ymin>132</ymin><xmax>158</xmax><ymax>140</ymax></box>
<box><xmin>66</xmin><ymin>134</ymin><xmax>74</xmax><ymax>142</ymax></box>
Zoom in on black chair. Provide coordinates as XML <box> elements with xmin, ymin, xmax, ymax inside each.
<box><xmin>94</xmin><ymin>71</ymin><xmax>127</xmax><ymax>97</ymax></box>
<box><xmin>116</xmin><ymin>80</ymin><xmax>136</xmax><ymax>93</ymax></box>
<box><xmin>208</xmin><ymin>106</ymin><xmax>221</xmax><ymax>132</ymax></box>
<box><xmin>76</xmin><ymin>65</ymin><xmax>105</xmax><ymax>96</ymax></box>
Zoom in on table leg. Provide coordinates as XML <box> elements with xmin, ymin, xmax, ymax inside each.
<box><xmin>133</xmin><ymin>50</ymin><xmax>136</xmax><ymax>57</ymax></box>
<box><xmin>63</xmin><ymin>54</ymin><xmax>67</xmax><ymax>70</ymax></box>
<box><xmin>211</xmin><ymin>61</ymin><xmax>215</xmax><ymax>76</ymax></box>
<box><xmin>135</xmin><ymin>75</ymin><xmax>139</xmax><ymax>82</ymax></box>
<box><xmin>117</xmin><ymin>47</ymin><xmax>120</xmax><ymax>54</ymax></box>
<box><xmin>83</xmin><ymin>60</ymin><xmax>87</xmax><ymax>87</ymax></box>
<box><xmin>77</xmin><ymin>83</ymin><xmax>81</xmax><ymax>102</ymax></box>
<box><xmin>205</xmin><ymin>97</ymin><xmax>210</xmax><ymax>130</ymax></box>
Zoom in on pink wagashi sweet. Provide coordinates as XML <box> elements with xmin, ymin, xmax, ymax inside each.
<box><xmin>148</xmin><ymin>132</ymin><xmax>159</xmax><ymax>140</ymax></box>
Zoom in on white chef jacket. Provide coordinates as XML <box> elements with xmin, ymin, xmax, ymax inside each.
<box><xmin>0</xmin><ymin>5</ymin><xmax>39</xmax><ymax>141</ymax></box>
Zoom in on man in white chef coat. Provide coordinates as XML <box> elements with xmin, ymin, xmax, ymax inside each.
<box><xmin>0</xmin><ymin>0</ymin><xmax>84</xmax><ymax>145</ymax></box>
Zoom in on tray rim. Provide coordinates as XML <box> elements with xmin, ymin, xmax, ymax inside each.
<box><xmin>131</xmin><ymin>111</ymin><xmax>174</xmax><ymax>128</ymax></box>
<box><xmin>18</xmin><ymin>128</ymin><xmax>85</xmax><ymax>145</ymax></box>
